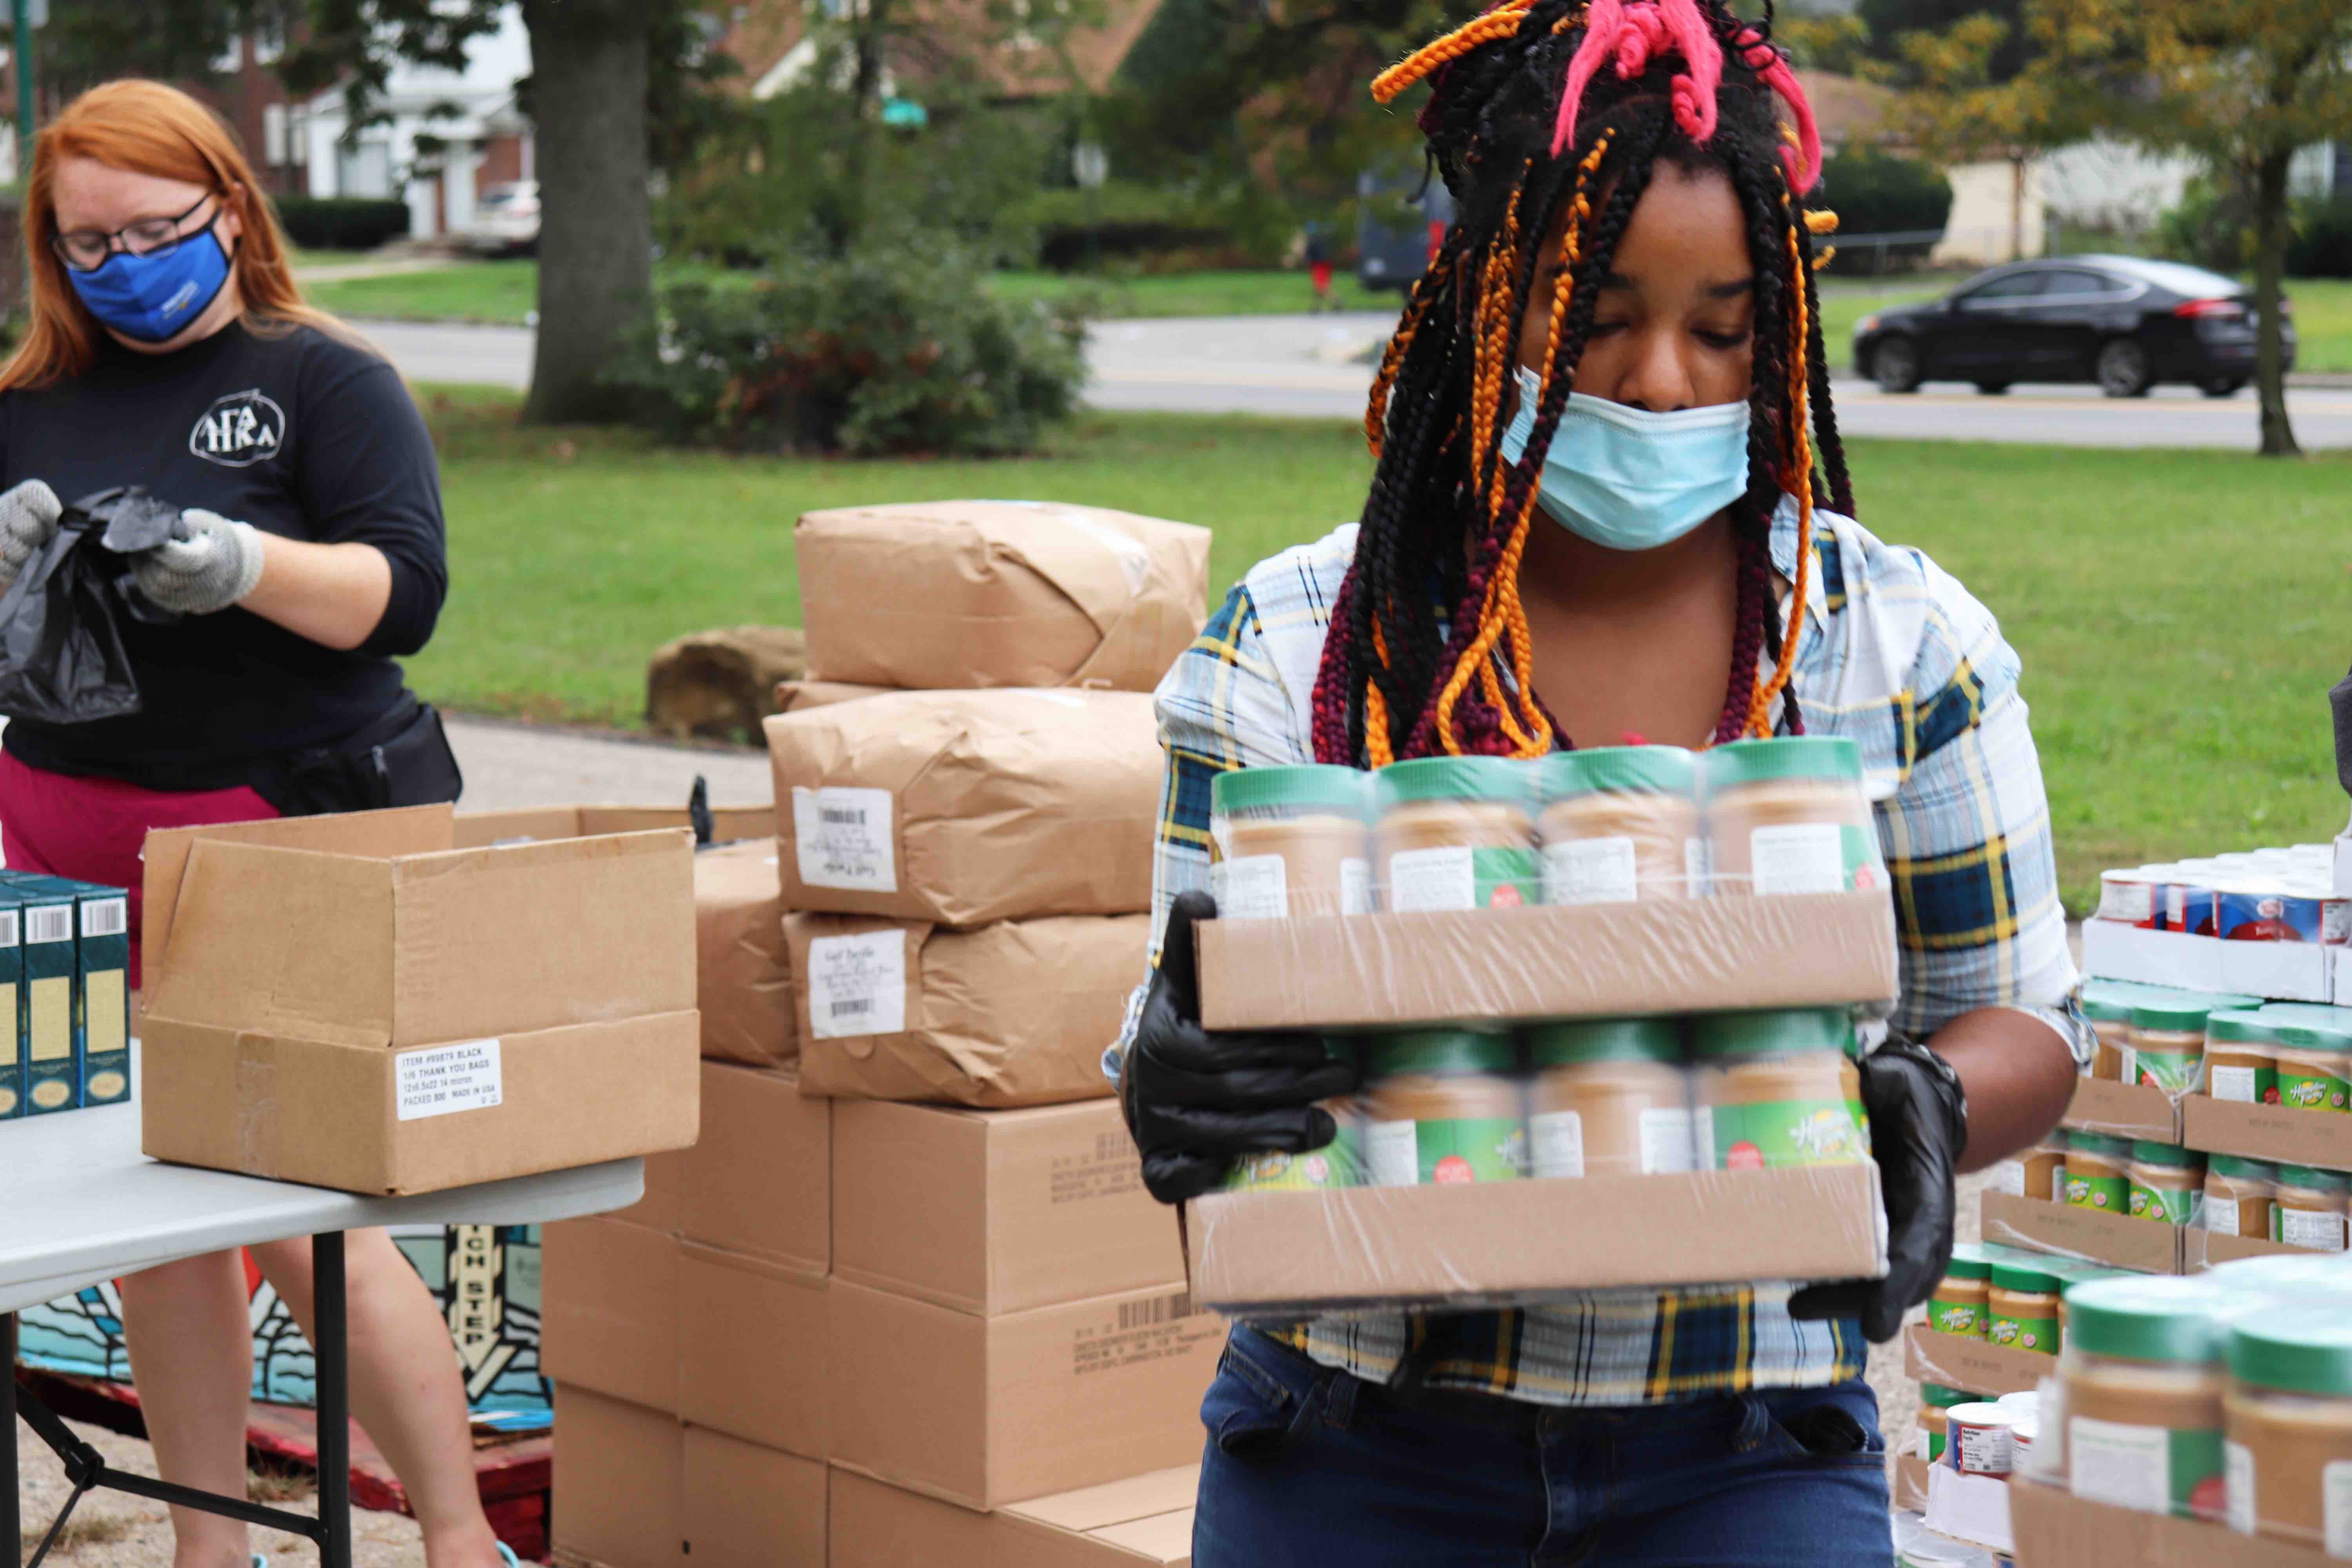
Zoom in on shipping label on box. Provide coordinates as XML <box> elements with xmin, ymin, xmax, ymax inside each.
<box><xmin>1902</xmin><ymin>1321</ymin><xmax>2059</xmax><ymax>1399</ymax></box>
<box><xmin>1194</xmin><ymin>891</ymin><xmax>1897</xmax><ymax>1033</ymax></box>
<box><xmin>1979</xmin><ymin>1191</ymin><xmax>2181</xmax><ymax>1275</ymax></box>
<box><xmin>831</xmin><ymin>1097</ymin><xmax>1183</xmax><ymax>1315</ymax></box>
<box><xmin>1185</xmin><ymin>1165</ymin><xmax>1887</xmax><ymax>1315</ymax></box>
<box><xmin>2064</xmin><ymin>1076</ymin><xmax>2183</xmax><ymax>1143</ymax></box>
<box><xmin>2182</xmin><ymin>1093</ymin><xmax>2352</xmax><ymax>1172</ymax></box>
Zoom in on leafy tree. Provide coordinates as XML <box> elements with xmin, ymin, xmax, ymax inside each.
<box><xmin>1856</xmin><ymin>0</ymin><xmax>2032</xmax><ymax>79</ymax></box>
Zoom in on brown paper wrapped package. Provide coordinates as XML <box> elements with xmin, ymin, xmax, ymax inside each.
<box><xmin>795</xmin><ymin>501</ymin><xmax>1210</xmax><ymax>691</ymax></box>
<box><xmin>766</xmin><ymin>688</ymin><xmax>1159</xmax><ymax>926</ymax></box>
<box><xmin>785</xmin><ymin>911</ymin><xmax>1144</xmax><ymax>1107</ymax></box>
<box><xmin>694</xmin><ymin>840</ymin><xmax>795</xmax><ymax>1068</ymax></box>
<box><xmin>773</xmin><ymin>678</ymin><xmax>897</xmax><ymax>713</ymax></box>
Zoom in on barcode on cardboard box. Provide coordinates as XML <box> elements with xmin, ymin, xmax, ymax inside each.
<box><xmin>81</xmin><ymin>898</ymin><xmax>127</xmax><ymax>938</ymax></box>
<box><xmin>0</xmin><ymin>911</ymin><xmax>18</xmax><ymax>948</ymax></box>
<box><xmin>25</xmin><ymin>906</ymin><xmax>71</xmax><ymax>945</ymax></box>
<box><xmin>1117</xmin><ymin>1292</ymin><xmax>1193</xmax><ymax>1330</ymax></box>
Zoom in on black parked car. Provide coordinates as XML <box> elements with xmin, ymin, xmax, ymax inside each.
<box><xmin>1852</xmin><ymin>256</ymin><xmax>2295</xmax><ymax>398</ymax></box>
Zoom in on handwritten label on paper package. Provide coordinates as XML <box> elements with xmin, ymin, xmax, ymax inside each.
<box><xmin>806</xmin><ymin>929</ymin><xmax>907</xmax><ymax>1040</ymax></box>
<box><xmin>395</xmin><ymin>1039</ymin><xmax>504</xmax><ymax>1121</ymax></box>
<box><xmin>792</xmin><ymin>786</ymin><xmax>897</xmax><ymax>893</ymax></box>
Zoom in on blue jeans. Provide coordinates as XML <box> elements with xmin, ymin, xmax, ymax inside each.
<box><xmin>1194</xmin><ymin>1327</ymin><xmax>1893</xmax><ymax>1567</ymax></box>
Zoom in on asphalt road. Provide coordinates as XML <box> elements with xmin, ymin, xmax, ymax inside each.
<box><xmin>364</xmin><ymin>312</ymin><xmax>2352</xmax><ymax>449</ymax></box>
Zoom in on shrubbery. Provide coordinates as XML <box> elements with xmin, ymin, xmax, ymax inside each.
<box><xmin>607</xmin><ymin>242</ymin><xmax>1085</xmax><ymax>457</ymax></box>
<box><xmin>1813</xmin><ymin>149</ymin><xmax>1951</xmax><ymax>266</ymax></box>
<box><xmin>2157</xmin><ymin>184</ymin><xmax>2352</xmax><ymax>279</ymax></box>
<box><xmin>272</xmin><ymin>197</ymin><xmax>412</xmax><ymax>252</ymax></box>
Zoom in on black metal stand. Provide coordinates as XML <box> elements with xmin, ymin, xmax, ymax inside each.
<box><xmin>9</xmin><ymin>1232</ymin><xmax>353</xmax><ymax>1568</ymax></box>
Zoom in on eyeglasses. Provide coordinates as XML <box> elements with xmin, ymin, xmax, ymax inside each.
<box><xmin>51</xmin><ymin>194</ymin><xmax>220</xmax><ymax>274</ymax></box>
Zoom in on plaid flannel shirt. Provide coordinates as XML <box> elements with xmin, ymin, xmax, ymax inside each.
<box><xmin>1110</xmin><ymin>497</ymin><xmax>2091</xmax><ymax>1407</ymax></box>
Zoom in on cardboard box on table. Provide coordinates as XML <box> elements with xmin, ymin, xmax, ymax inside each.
<box><xmin>2183</xmin><ymin>1093</ymin><xmax>2352</xmax><ymax>1172</ymax></box>
<box><xmin>690</xmin><ymin>841</ymin><xmax>797</xmax><ymax>1069</ymax></box>
<box><xmin>452</xmin><ymin>802</ymin><xmax>775</xmax><ymax>849</ymax></box>
<box><xmin>786</xmin><ymin>911</ymin><xmax>1143</xmax><ymax>1108</ymax></box>
<box><xmin>826</xmin><ymin>1278</ymin><xmax>1223</xmax><ymax>1512</ymax></box>
<box><xmin>1979</xmin><ymin>1190</ymin><xmax>2183</xmax><ymax>1274</ymax></box>
<box><xmin>831</xmin><ymin>1097</ymin><xmax>1182</xmax><ymax>1315</ymax></box>
<box><xmin>138</xmin><ymin>804</ymin><xmax>699</xmax><ymax>1194</ymax></box>
<box><xmin>765</xmin><ymin>689</ymin><xmax>1159</xmax><ymax>928</ymax></box>
<box><xmin>2186</xmin><ymin>1225</ymin><xmax>2322</xmax><ymax>1270</ymax></box>
<box><xmin>682</xmin><ymin>1427</ymin><xmax>826</xmax><ymax>1567</ymax></box>
<box><xmin>2009</xmin><ymin>1476</ymin><xmax>2338</xmax><ymax>1568</ymax></box>
<box><xmin>1185</xmin><ymin>891</ymin><xmax>1895</xmax><ymax>1312</ymax></box>
<box><xmin>828</xmin><ymin>1464</ymin><xmax>1198</xmax><ymax>1568</ymax></box>
<box><xmin>795</xmin><ymin>501</ymin><xmax>1210</xmax><ymax>693</ymax></box>
<box><xmin>1902</xmin><ymin>1322</ymin><xmax>2060</xmax><ymax>1399</ymax></box>
<box><xmin>552</xmin><ymin>1384</ymin><xmax>683</xmax><ymax>1568</ymax></box>
<box><xmin>2063</xmin><ymin>1075</ymin><xmax>2183</xmax><ymax>1143</ymax></box>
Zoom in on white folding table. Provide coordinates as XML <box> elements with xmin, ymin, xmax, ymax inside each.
<box><xmin>2</xmin><ymin>1099</ymin><xmax>642</xmax><ymax>1568</ymax></box>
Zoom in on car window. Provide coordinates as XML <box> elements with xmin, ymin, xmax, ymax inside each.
<box><xmin>2037</xmin><ymin>268</ymin><xmax>2125</xmax><ymax>298</ymax></box>
<box><xmin>2097</xmin><ymin>256</ymin><xmax>2242</xmax><ymax>298</ymax></box>
<box><xmin>1958</xmin><ymin>272</ymin><xmax>2048</xmax><ymax>304</ymax></box>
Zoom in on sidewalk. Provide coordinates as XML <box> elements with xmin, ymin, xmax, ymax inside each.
<box><xmin>445</xmin><ymin>715</ymin><xmax>770</xmax><ymax>813</ymax></box>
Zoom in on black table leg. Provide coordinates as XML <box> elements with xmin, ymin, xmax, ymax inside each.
<box><xmin>5</xmin><ymin>1312</ymin><xmax>20</xmax><ymax>1559</ymax></box>
<box><xmin>314</xmin><ymin>1231</ymin><xmax>351</xmax><ymax>1568</ymax></box>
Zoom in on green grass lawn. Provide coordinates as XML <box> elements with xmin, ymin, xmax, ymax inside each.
<box><xmin>412</xmin><ymin>388</ymin><xmax>2349</xmax><ymax>912</ymax></box>
<box><xmin>304</xmin><ymin>258</ymin><xmax>545</xmax><ymax>325</ymax></box>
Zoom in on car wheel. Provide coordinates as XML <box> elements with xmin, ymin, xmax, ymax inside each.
<box><xmin>2096</xmin><ymin>338</ymin><xmax>2153</xmax><ymax>398</ymax></box>
<box><xmin>2200</xmin><ymin>377</ymin><xmax>2245</xmax><ymax>399</ymax></box>
<box><xmin>1871</xmin><ymin>337</ymin><xmax>1922</xmax><ymax>394</ymax></box>
<box><xmin>1975</xmin><ymin>382</ymin><xmax>2011</xmax><ymax>395</ymax></box>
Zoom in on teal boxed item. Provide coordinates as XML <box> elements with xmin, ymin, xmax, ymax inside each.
<box><xmin>51</xmin><ymin>877</ymin><xmax>129</xmax><ymax>1105</ymax></box>
<box><xmin>0</xmin><ymin>878</ymin><xmax>23</xmax><ymax>1117</ymax></box>
<box><xmin>2</xmin><ymin>873</ymin><xmax>79</xmax><ymax>1113</ymax></box>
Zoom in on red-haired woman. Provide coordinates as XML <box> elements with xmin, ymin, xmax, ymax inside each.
<box><xmin>0</xmin><ymin>82</ymin><xmax>505</xmax><ymax>1568</ymax></box>
<box><xmin>1117</xmin><ymin>3</ymin><xmax>2088</xmax><ymax>1562</ymax></box>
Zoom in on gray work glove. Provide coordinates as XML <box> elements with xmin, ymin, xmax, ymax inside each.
<box><xmin>0</xmin><ymin>479</ymin><xmax>62</xmax><ymax>588</ymax></box>
<box><xmin>130</xmin><ymin>508</ymin><xmax>267</xmax><ymax>615</ymax></box>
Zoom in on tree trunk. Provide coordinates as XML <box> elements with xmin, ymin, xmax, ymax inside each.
<box><xmin>2009</xmin><ymin>156</ymin><xmax>2025</xmax><ymax>262</ymax></box>
<box><xmin>2250</xmin><ymin>149</ymin><xmax>2301</xmax><ymax>459</ymax></box>
<box><xmin>519</xmin><ymin>0</ymin><xmax>652</xmax><ymax>425</ymax></box>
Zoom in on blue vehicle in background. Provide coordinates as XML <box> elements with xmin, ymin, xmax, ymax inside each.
<box><xmin>1356</xmin><ymin>169</ymin><xmax>1455</xmax><ymax>293</ymax></box>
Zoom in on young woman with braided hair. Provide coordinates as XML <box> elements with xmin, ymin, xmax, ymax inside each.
<box><xmin>1117</xmin><ymin>2</ymin><xmax>2087</xmax><ymax>1560</ymax></box>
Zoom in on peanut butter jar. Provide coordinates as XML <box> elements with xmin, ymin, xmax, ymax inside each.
<box><xmin>1209</xmin><ymin>764</ymin><xmax>1371</xmax><ymax>920</ymax></box>
<box><xmin>2205</xmin><ymin>1155</ymin><xmax>2281</xmax><ymax>1242</ymax></box>
<box><xmin>1534</xmin><ymin>746</ymin><xmax>1702</xmax><ymax>904</ymax></box>
<box><xmin>2129</xmin><ymin>998</ymin><xmax>2217</xmax><ymax>1099</ymax></box>
<box><xmin>1371</xmin><ymin>757</ymin><xmax>1539</xmax><ymax>913</ymax></box>
<box><xmin>1224</xmin><ymin>1038</ymin><xmax>1366</xmax><ymax>1193</ymax></box>
<box><xmin>2082</xmin><ymin>984</ymin><xmax>2137</xmax><ymax>1083</ymax></box>
<box><xmin>1989</xmin><ymin>1135</ymin><xmax>2068</xmax><ymax>1202</ymax></box>
<box><xmin>1928</xmin><ymin>1243</ymin><xmax>1993</xmax><ymax>1339</ymax></box>
<box><xmin>1523</xmin><ymin>1016</ymin><xmax>1693</xmax><ymax>1178</ymax></box>
<box><xmin>1989</xmin><ymin>1259</ymin><xmax>2065</xmax><ymax>1356</ymax></box>
<box><xmin>2129</xmin><ymin>1141</ymin><xmax>2207</xmax><ymax>1227</ymax></box>
<box><xmin>1699</xmin><ymin>736</ymin><xmax>1884</xmax><ymax>897</ymax></box>
<box><xmin>2225</xmin><ymin>1305</ymin><xmax>2352</xmax><ymax>1550</ymax></box>
<box><xmin>1359</xmin><ymin>1029</ymin><xmax>1526</xmax><ymax>1186</ymax></box>
<box><xmin>2270</xmin><ymin>1166</ymin><xmax>2350</xmax><ymax>1253</ymax></box>
<box><xmin>1689</xmin><ymin>1008</ymin><xmax>1868</xmax><ymax>1170</ymax></box>
<box><xmin>2063</xmin><ymin>1275</ymin><xmax>2261</xmax><ymax>1521</ymax></box>
<box><xmin>2205</xmin><ymin>1010</ymin><xmax>2281</xmax><ymax>1106</ymax></box>
<box><xmin>2065</xmin><ymin>1131</ymin><xmax>2134</xmax><ymax>1216</ymax></box>
<box><xmin>2263</xmin><ymin>1004</ymin><xmax>2352</xmax><ymax>1116</ymax></box>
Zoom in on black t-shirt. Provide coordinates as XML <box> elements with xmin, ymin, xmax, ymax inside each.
<box><xmin>0</xmin><ymin>320</ymin><xmax>447</xmax><ymax>791</ymax></box>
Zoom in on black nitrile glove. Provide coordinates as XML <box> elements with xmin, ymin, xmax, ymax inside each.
<box><xmin>1119</xmin><ymin>891</ymin><xmax>1361</xmax><ymax>1204</ymax></box>
<box><xmin>1788</xmin><ymin>1035</ymin><xmax>1968</xmax><ymax>1343</ymax></box>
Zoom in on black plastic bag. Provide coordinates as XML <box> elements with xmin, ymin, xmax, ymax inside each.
<box><xmin>2334</xmin><ymin>658</ymin><xmax>2352</xmax><ymax>801</ymax></box>
<box><xmin>0</xmin><ymin>485</ymin><xmax>185</xmax><ymax>725</ymax></box>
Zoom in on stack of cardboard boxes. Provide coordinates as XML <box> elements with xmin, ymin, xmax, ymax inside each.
<box><xmin>546</xmin><ymin>500</ymin><xmax>1222</xmax><ymax>1567</ymax></box>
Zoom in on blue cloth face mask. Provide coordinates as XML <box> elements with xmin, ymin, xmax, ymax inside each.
<box><xmin>1498</xmin><ymin>367</ymin><xmax>1751</xmax><ymax>552</ymax></box>
<box><xmin>67</xmin><ymin>220</ymin><xmax>232</xmax><ymax>344</ymax></box>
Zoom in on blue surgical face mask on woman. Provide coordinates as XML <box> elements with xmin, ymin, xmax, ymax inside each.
<box><xmin>1498</xmin><ymin>366</ymin><xmax>1750</xmax><ymax>552</ymax></box>
<box><xmin>67</xmin><ymin>215</ymin><xmax>234</xmax><ymax>344</ymax></box>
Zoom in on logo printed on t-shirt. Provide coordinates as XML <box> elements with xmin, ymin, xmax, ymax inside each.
<box><xmin>188</xmin><ymin>388</ymin><xmax>286</xmax><ymax>467</ymax></box>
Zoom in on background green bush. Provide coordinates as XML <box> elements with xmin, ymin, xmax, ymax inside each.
<box><xmin>273</xmin><ymin>196</ymin><xmax>413</xmax><ymax>252</ymax></box>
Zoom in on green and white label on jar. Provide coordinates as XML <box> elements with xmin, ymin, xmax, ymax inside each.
<box><xmin>2279</xmin><ymin>1064</ymin><xmax>2351</xmax><ymax>1113</ymax></box>
<box><xmin>2207</xmin><ymin>1064</ymin><xmax>2273</xmax><ymax>1104</ymax></box>
<box><xmin>1927</xmin><ymin>1298</ymin><xmax>1984</xmax><ymax>1337</ymax></box>
<box><xmin>1387</xmin><ymin>845</ymin><xmax>1541</xmax><ymax>912</ymax></box>
<box><xmin>2068</xmin><ymin>1416</ymin><xmax>2226</xmax><ymax>1519</ymax></box>
<box><xmin>1543</xmin><ymin>837</ymin><xmax>1639</xmax><ymax>905</ymax></box>
<box><xmin>2206</xmin><ymin>1195</ymin><xmax>2243</xmax><ymax>1237</ymax></box>
<box><xmin>2325</xmin><ymin>1459</ymin><xmax>2352</xmax><ymax>1557</ymax></box>
<box><xmin>1986</xmin><ymin>1311</ymin><xmax>2059</xmax><ymax>1354</ymax></box>
<box><xmin>1747</xmin><ymin>823</ymin><xmax>1880</xmax><ymax>896</ymax></box>
<box><xmin>1704</xmin><ymin>1098</ymin><xmax>1871</xmax><ymax>1169</ymax></box>
<box><xmin>2066</xmin><ymin>1171</ymin><xmax>2130</xmax><ymax>1213</ymax></box>
<box><xmin>2227</xmin><ymin>1442</ymin><xmax>2256</xmax><ymax>1537</ymax></box>
<box><xmin>1226</xmin><ymin>1140</ymin><xmax>1357</xmax><ymax>1192</ymax></box>
<box><xmin>2134</xmin><ymin>1051</ymin><xmax>2203</xmax><ymax>1097</ymax></box>
<box><xmin>1365</xmin><ymin>1116</ymin><xmax>1525</xmax><ymax>1186</ymax></box>
<box><xmin>2129</xmin><ymin>1180</ymin><xmax>2200</xmax><ymax>1227</ymax></box>
<box><xmin>2275</xmin><ymin>1206</ymin><xmax>2349</xmax><ymax>1251</ymax></box>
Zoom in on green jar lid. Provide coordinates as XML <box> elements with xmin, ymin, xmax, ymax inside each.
<box><xmin>1366</xmin><ymin>1028</ymin><xmax>1518</xmax><ymax>1079</ymax></box>
<box><xmin>2210</xmin><ymin>1154</ymin><xmax>2280</xmax><ymax>1181</ymax></box>
<box><xmin>1524</xmin><ymin>1016</ymin><xmax>1681</xmax><ymax>1069</ymax></box>
<box><xmin>2261</xmin><ymin>1004</ymin><xmax>2352</xmax><ymax>1054</ymax></box>
<box><xmin>1941</xmin><ymin>1243</ymin><xmax>1992</xmax><ymax>1283</ymax></box>
<box><xmin>2080</xmin><ymin>993</ymin><xmax>2135</xmax><ymax>1024</ymax></box>
<box><xmin>2230</xmin><ymin>1306</ymin><xmax>2352</xmax><ymax>1398</ymax></box>
<box><xmin>2208</xmin><ymin>1255</ymin><xmax>2352</xmax><ymax>1298</ymax></box>
<box><xmin>1212</xmin><ymin>764</ymin><xmax>1368</xmax><ymax>817</ymax></box>
<box><xmin>1689</xmin><ymin>1008</ymin><xmax>1856</xmax><ymax>1062</ymax></box>
<box><xmin>2276</xmin><ymin>1165</ymin><xmax>2351</xmax><ymax>1194</ymax></box>
<box><xmin>2207</xmin><ymin>1009</ymin><xmax>2281</xmax><ymax>1046</ymax></box>
<box><xmin>1372</xmin><ymin>756</ymin><xmax>1535</xmax><ymax>812</ymax></box>
<box><xmin>2067</xmin><ymin>1131</ymin><xmax>2132</xmax><ymax>1156</ymax></box>
<box><xmin>1919</xmin><ymin>1383</ymin><xmax>1970</xmax><ymax>1408</ymax></box>
<box><xmin>2065</xmin><ymin>1276</ymin><xmax>2260</xmax><ymax>1367</ymax></box>
<box><xmin>2130</xmin><ymin>1141</ymin><xmax>2203</xmax><ymax>1169</ymax></box>
<box><xmin>1700</xmin><ymin>735</ymin><xmax>1862</xmax><ymax>790</ymax></box>
<box><xmin>1991</xmin><ymin>1260</ymin><xmax>2063</xmax><ymax>1294</ymax></box>
<box><xmin>2131</xmin><ymin>999</ymin><xmax>2216</xmax><ymax>1032</ymax></box>
<box><xmin>1537</xmin><ymin>745</ymin><xmax>1696</xmax><ymax>800</ymax></box>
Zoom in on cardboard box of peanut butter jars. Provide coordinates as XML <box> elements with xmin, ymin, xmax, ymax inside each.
<box><xmin>1183</xmin><ymin>741</ymin><xmax>1898</xmax><ymax>1313</ymax></box>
